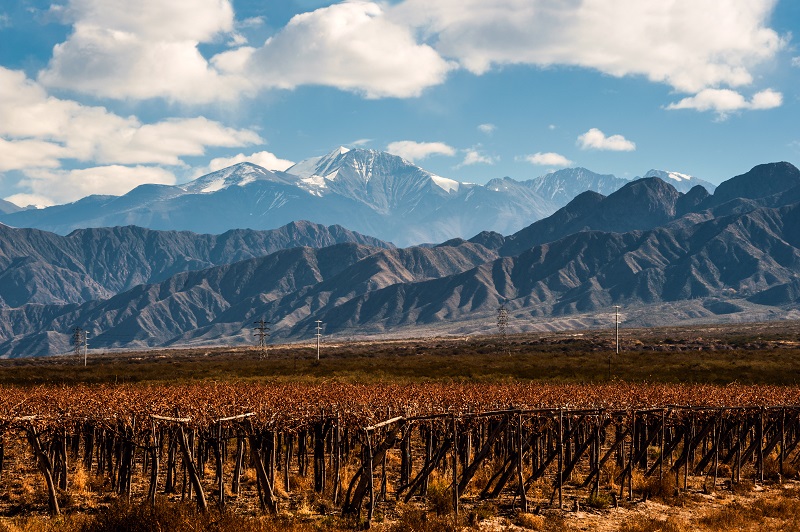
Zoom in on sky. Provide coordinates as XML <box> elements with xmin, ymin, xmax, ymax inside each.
<box><xmin>1</xmin><ymin>0</ymin><xmax>799</xmax><ymax>207</ymax></box>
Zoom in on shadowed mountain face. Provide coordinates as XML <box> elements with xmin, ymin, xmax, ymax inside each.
<box><xmin>709</xmin><ymin>162</ymin><xmax>800</xmax><ymax>206</ymax></box>
<box><xmin>0</xmin><ymin>221</ymin><xmax>391</xmax><ymax>308</ymax></box>
<box><xmin>0</xmin><ymin>240</ymin><xmax>499</xmax><ymax>356</ymax></box>
<box><xmin>1</xmin><ymin>162</ymin><xmax>800</xmax><ymax>357</ymax></box>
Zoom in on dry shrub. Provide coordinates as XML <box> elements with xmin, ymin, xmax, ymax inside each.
<box><xmin>640</xmin><ymin>474</ymin><xmax>680</xmax><ymax>503</ymax></box>
<box><xmin>467</xmin><ymin>502</ymin><xmax>498</xmax><ymax>526</ymax></box>
<box><xmin>385</xmin><ymin>504</ymin><xmax>457</xmax><ymax>532</ymax></box>
<box><xmin>528</xmin><ymin>478</ymin><xmax>552</xmax><ymax>500</ymax></box>
<box><xmin>619</xmin><ymin>515</ymin><xmax>685</xmax><ymax>532</ymax></box>
<box><xmin>425</xmin><ymin>475</ymin><xmax>453</xmax><ymax>516</ymax></box>
<box><xmin>77</xmin><ymin>498</ymin><xmax>317</xmax><ymax>532</ymax></box>
<box><xmin>585</xmin><ymin>490</ymin><xmax>612</xmax><ymax>509</ymax></box>
<box><xmin>516</xmin><ymin>512</ymin><xmax>545</xmax><ymax>530</ymax></box>
<box><xmin>71</xmin><ymin>464</ymin><xmax>88</xmax><ymax>492</ymax></box>
<box><xmin>601</xmin><ymin>461</ymin><xmax>620</xmax><ymax>490</ymax></box>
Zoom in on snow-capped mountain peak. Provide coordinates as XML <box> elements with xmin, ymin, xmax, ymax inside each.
<box><xmin>182</xmin><ymin>162</ymin><xmax>284</xmax><ymax>194</ymax></box>
<box><xmin>642</xmin><ymin>169</ymin><xmax>716</xmax><ymax>193</ymax></box>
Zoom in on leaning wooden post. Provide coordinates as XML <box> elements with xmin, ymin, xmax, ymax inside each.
<box><xmin>148</xmin><ymin>422</ymin><xmax>159</xmax><ymax>504</ymax></box>
<box><xmin>780</xmin><ymin>408</ymin><xmax>786</xmax><ymax>481</ymax></box>
<box><xmin>517</xmin><ymin>412</ymin><xmax>527</xmax><ymax>513</ymax></box>
<box><xmin>628</xmin><ymin>411</ymin><xmax>634</xmax><ymax>501</ymax></box>
<box><xmin>365</xmin><ymin>430</ymin><xmax>375</xmax><ymax>528</ymax></box>
<box><xmin>660</xmin><ymin>409</ymin><xmax>666</xmax><ymax>482</ymax></box>
<box><xmin>25</xmin><ymin>425</ymin><xmax>59</xmax><ymax>516</ymax></box>
<box><xmin>452</xmin><ymin>415</ymin><xmax>459</xmax><ymax>516</ymax></box>
<box><xmin>593</xmin><ymin>414</ymin><xmax>601</xmax><ymax>497</ymax></box>
<box><xmin>177</xmin><ymin>424</ymin><xmax>208</xmax><ymax>512</ymax></box>
<box><xmin>333</xmin><ymin>415</ymin><xmax>341</xmax><ymax>505</ymax></box>
<box><xmin>758</xmin><ymin>407</ymin><xmax>765</xmax><ymax>484</ymax></box>
<box><xmin>557</xmin><ymin>409</ymin><xmax>564</xmax><ymax>509</ymax></box>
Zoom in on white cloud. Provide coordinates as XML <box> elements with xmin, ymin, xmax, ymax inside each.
<box><xmin>39</xmin><ymin>0</ymin><xmax>453</xmax><ymax>102</ymax></box>
<box><xmin>792</xmin><ymin>57</ymin><xmax>800</xmax><ymax>68</ymax></box>
<box><xmin>198</xmin><ymin>151</ymin><xmax>295</xmax><ymax>176</ymax></box>
<box><xmin>478</xmin><ymin>123</ymin><xmax>496</xmax><ymax>134</ymax></box>
<box><xmin>666</xmin><ymin>88</ymin><xmax>782</xmax><ymax>116</ymax></box>
<box><xmin>242</xmin><ymin>2</ymin><xmax>454</xmax><ymax>98</ymax></box>
<box><xmin>386</xmin><ymin>140</ymin><xmax>456</xmax><ymax>162</ymax></box>
<box><xmin>0</xmin><ymin>138</ymin><xmax>66</xmax><ymax>172</ymax></box>
<box><xmin>548</xmin><ymin>124</ymin><xmax>557</xmax><ymax>130</ymax></box>
<box><xmin>391</xmin><ymin>0</ymin><xmax>784</xmax><ymax>95</ymax></box>
<box><xmin>522</xmin><ymin>152</ymin><xmax>573</xmax><ymax>167</ymax></box>
<box><xmin>577</xmin><ymin>128</ymin><xmax>636</xmax><ymax>151</ymax></box>
<box><xmin>39</xmin><ymin>0</ymin><xmax>247</xmax><ymax>103</ymax></box>
<box><xmin>459</xmin><ymin>149</ymin><xmax>496</xmax><ymax>167</ymax></box>
<box><xmin>0</xmin><ymin>67</ymin><xmax>262</xmax><ymax>167</ymax></box>
<box><xmin>17</xmin><ymin>165</ymin><xmax>177</xmax><ymax>204</ymax></box>
<box><xmin>349</xmin><ymin>139</ymin><xmax>372</xmax><ymax>147</ymax></box>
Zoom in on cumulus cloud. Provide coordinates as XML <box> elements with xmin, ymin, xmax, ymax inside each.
<box><xmin>39</xmin><ymin>0</ymin><xmax>248</xmax><ymax>103</ymax></box>
<box><xmin>666</xmin><ymin>88</ymin><xmax>782</xmax><ymax>116</ymax></box>
<box><xmin>459</xmin><ymin>149</ymin><xmax>496</xmax><ymax>167</ymax></box>
<box><xmin>194</xmin><ymin>151</ymin><xmax>295</xmax><ymax>177</ymax></box>
<box><xmin>577</xmin><ymin>128</ymin><xmax>636</xmax><ymax>151</ymax></box>
<box><xmin>14</xmin><ymin>165</ymin><xmax>177</xmax><ymax>205</ymax></box>
<box><xmin>242</xmin><ymin>2</ymin><xmax>454</xmax><ymax>98</ymax></box>
<box><xmin>521</xmin><ymin>152</ymin><xmax>573</xmax><ymax>167</ymax></box>
<box><xmin>0</xmin><ymin>67</ymin><xmax>263</xmax><ymax>204</ymax></box>
<box><xmin>0</xmin><ymin>67</ymin><xmax>261</xmax><ymax>168</ymax></box>
<box><xmin>391</xmin><ymin>0</ymin><xmax>783</xmax><ymax>95</ymax></box>
<box><xmin>0</xmin><ymin>138</ymin><xmax>66</xmax><ymax>172</ymax></box>
<box><xmin>478</xmin><ymin>123</ymin><xmax>496</xmax><ymax>134</ymax></box>
<box><xmin>39</xmin><ymin>0</ymin><xmax>453</xmax><ymax>102</ymax></box>
<box><xmin>793</xmin><ymin>57</ymin><xmax>800</xmax><ymax>68</ymax></box>
<box><xmin>33</xmin><ymin>0</ymin><xmax>784</xmax><ymax>109</ymax></box>
<box><xmin>386</xmin><ymin>140</ymin><xmax>456</xmax><ymax>162</ymax></box>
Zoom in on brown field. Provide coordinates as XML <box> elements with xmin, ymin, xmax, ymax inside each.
<box><xmin>0</xmin><ymin>321</ymin><xmax>799</xmax><ymax>531</ymax></box>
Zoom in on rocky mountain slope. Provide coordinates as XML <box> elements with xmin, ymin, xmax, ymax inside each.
<box><xmin>1</xmin><ymin>162</ymin><xmax>799</xmax><ymax>357</ymax></box>
<box><xmin>0</xmin><ymin>240</ymin><xmax>498</xmax><ymax>356</ymax></box>
<box><xmin>0</xmin><ymin>221</ymin><xmax>390</xmax><ymax>308</ymax></box>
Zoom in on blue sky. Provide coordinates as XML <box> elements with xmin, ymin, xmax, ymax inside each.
<box><xmin>0</xmin><ymin>0</ymin><xmax>798</xmax><ymax>206</ymax></box>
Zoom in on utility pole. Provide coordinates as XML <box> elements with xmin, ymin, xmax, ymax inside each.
<box><xmin>614</xmin><ymin>305</ymin><xmax>621</xmax><ymax>355</ymax></box>
<box><xmin>83</xmin><ymin>331</ymin><xmax>89</xmax><ymax>367</ymax></box>
<box><xmin>497</xmin><ymin>302</ymin><xmax>509</xmax><ymax>354</ymax></box>
<box><xmin>252</xmin><ymin>319</ymin><xmax>270</xmax><ymax>358</ymax></box>
<box><xmin>315</xmin><ymin>320</ymin><xmax>323</xmax><ymax>360</ymax></box>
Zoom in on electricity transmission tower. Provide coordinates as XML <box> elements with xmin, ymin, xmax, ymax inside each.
<box><xmin>73</xmin><ymin>327</ymin><xmax>89</xmax><ymax>365</ymax></box>
<box><xmin>497</xmin><ymin>302</ymin><xmax>509</xmax><ymax>354</ymax></box>
<box><xmin>315</xmin><ymin>320</ymin><xmax>323</xmax><ymax>360</ymax></box>
<box><xmin>252</xmin><ymin>319</ymin><xmax>270</xmax><ymax>358</ymax></box>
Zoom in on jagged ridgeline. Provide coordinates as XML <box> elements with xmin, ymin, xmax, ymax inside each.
<box><xmin>0</xmin><ymin>161</ymin><xmax>798</xmax><ymax>357</ymax></box>
<box><xmin>0</xmin><ymin>147</ymin><xmax>689</xmax><ymax>247</ymax></box>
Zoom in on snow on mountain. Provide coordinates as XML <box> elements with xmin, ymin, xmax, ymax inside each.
<box><xmin>431</xmin><ymin>175</ymin><xmax>460</xmax><ymax>193</ymax></box>
<box><xmin>181</xmin><ymin>162</ymin><xmax>290</xmax><ymax>194</ymax></box>
<box><xmin>642</xmin><ymin>169</ymin><xmax>716</xmax><ymax>193</ymax></box>
<box><xmin>0</xmin><ymin>147</ymin><xmax>646</xmax><ymax>246</ymax></box>
<box><xmin>522</xmin><ymin>167</ymin><xmax>629</xmax><ymax>207</ymax></box>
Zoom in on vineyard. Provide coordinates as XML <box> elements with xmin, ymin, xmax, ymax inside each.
<box><xmin>2</xmin><ymin>382</ymin><xmax>800</xmax><ymax>527</ymax></box>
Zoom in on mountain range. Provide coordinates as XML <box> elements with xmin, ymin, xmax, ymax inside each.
<box><xmin>0</xmin><ymin>147</ymin><xmax>712</xmax><ymax>247</ymax></box>
<box><xmin>0</xmin><ymin>161</ymin><xmax>798</xmax><ymax>357</ymax></box>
